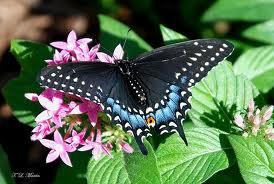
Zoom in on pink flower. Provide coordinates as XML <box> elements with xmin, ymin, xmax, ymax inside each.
<box><xmin>25</xmin><ymin>93</ymin><xmax>39</xmax><ymax>101</ymax></box>
<box><xmin>96</xmin><ymin>44</ymin><xmax>124</xmax><ymax>63</ymax></box>
<box><xmin>50</xmin><ymin>30</ymin><xmax>92</xmax><ymax>52</ymax></box>
<box><xmin>65</xmin><ymin>130</ymin><xmax>86</xmax><ymax>147</ymax></box>
<box><xmin>40</xmin><ymin>130</ymin><xmax>76</xmax><ymax>167</ymax></box>
<box><xmin>45</xmin><ymin>49</ymin><xmax>70</xmax><ymax>65</ymax></box>
<box><xmin>252</xmin><ymin>114</ymin><xmax>261</xmax><ymax>135</ymax></box>
<box><xmin>31</xmin><ymin>120</ymin><xmax>52</xmax><ymax>140</ymax></box>
<box><xmin>78</xmin><ymin>123</ymin><xmax>112</xmax><ymax>160</ymax></box>
<box><xmin>70</xmin><ymin>99</ymin><xmax>101</xmax><ymax>126</ymax></box>
<box><xmin>74</xmin><ymin>44</ymin><xmax>100</xmax><ymax>62</ymax></box>
<box><xmin>25</xmin><ymin>89</ymin><xmax>69</xmax><ymax>127</ymax></box>
<box><xmin>248</xmin><ymin>100</ymin><xmax>255</xmax><ymax>122</ymax></box>
<box><xmin>265</xmin><ymin>128</ymin><xmax>274</xmax><ymax>140</ymax></box>
<box><xmin>261</xmin><ymin>105</ymin><xmax>273</xmax><ymax>124</ymax></box>
<box><xmin>120</xmin><ymin>140</ymin><xmax>134</xmax><ymax>153</ymax></box>
<box><xmin>234</xmin><ymin>114</ymin><xmax>246</xmax><ymax>130</ymax></box>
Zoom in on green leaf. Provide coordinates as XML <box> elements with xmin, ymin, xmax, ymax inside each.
<box><xmin>160</xmin><ymin>25</ymin><xmax>188</xmax><ymax>45</ymax></box>
<box><xmin>99</xmin><ymin>15</ymin><xmax>152</xmax><ymax>58</ymax></box>
<box><xmin>202</xmin><ymin>0</ymin><xmax>274</xmax><ymax>22</ymax></box>
<box><xmin>242</xmin><ymin>20</ymin><xmax>274</xmax><ymax>44</ymax></box>
<box><xmin>156</xmin><ymin>127</ymin><xmax>232</xmax><ymax>184</ymax></box>
<box><xmin>0</xmin><ymin>146</ymin><xmax>15</xmax><ymax>184</ymax></box>
<box><xmin>233</xmin><ymin>46</ymin><xmax>274</xmax><ymax>93</ymax></box>
<box><xmin>228</xmin><ymin>135</ymin><xmax>274</xmax><ymax>184</ymax></box>
<box><xmin>87</xmin><ymin>141</ymin><xmax>162</xmax><ymax>184</ymax></box>
<box><xmin>3</xmin><ymin>40</ymin><xmax>53</xmax><ymax>126</ymax></box>
<box><xmin>189</xmin><ymin>61</ymin><xmax>260</xmax><ymax>132</ymax></box>
<box><xmin>54</xmin><ymin>152</ymin><xmax>91</xmax><ymax>184</ymax></box>
<box><xmin>205</xmin><ymin>163</ymin><xmax>245</xmax><ymax>184</ymax></box>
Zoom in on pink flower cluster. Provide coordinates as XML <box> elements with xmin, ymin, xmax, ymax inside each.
<box><xmin>25</xmin><ymin>31</ymin><xmax>133</xmax><ymax>167</ymax></box>
<box><xmin>234</xmin><ymin>99</ymin><xmax>274</xmax><ymax>140</ymax></box>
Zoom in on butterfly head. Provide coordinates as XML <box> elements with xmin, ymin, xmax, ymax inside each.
<box><xmin>116</xmin><ymin>59</ymin><xmax>132</xmax><ymax>75</ymax></box>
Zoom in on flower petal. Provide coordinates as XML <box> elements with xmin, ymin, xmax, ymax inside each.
<box><xmin>52</xmin><ymin>91</ymin><xmax>63</xmax><ymax>106</ymax></box>
<box><xmin>121</xmin><ymin>142</ymin><xmax>134</xmax><ymax>153</ymax></box>
<box><xmin>40</xmin><ymin>139</ymin><xmax>57</xmax><ymax>149</ymax></box>
<box><xmin>60</xmin><ymin>151</ymin><xmax>72</xmax><ymax>167</ymax></box>
<box><xmin>96</xmin><ymin>52</ymin><xmax>113</xmax><ymax>63</ymax></box>
<box><xmin>262</xmin><ymin>105</ymin><xmax>273</xmax><ymax>122</ymax></box>
<box><xmin>113</xmin><ymin>44</ymin><xmax>124</xmax><ymax>60</ymax></box>
<box><xmin>46</xmin><ymin>150</ymin><xmax>60</xmax><ymax>163</ymax></box>
<box><xmin>78</xmin><ymin>144</ymin><xmax>94</xmax><ymax>151</ymax></box>
<box><xmin>70</xmin><ymin>103</ymin><xmax>88</xmax><ymax>114</ymax></box>
<box><xmin>234</xmin><ymin>114</ymin><xmax>246</xmax><ymax>129</ymax></box>
<box><xmin>24</xmin><ymin>93</ymin><xmax>39</xmax><ymax>101</ymax></box>
<box><xmin>67</xmin><ymin>30</ymin><xmax>77</xmax><ymax>50</ymax></box>
<box><xmin>67</xmin><ymin>30</ymin><xmax>77</xmax><ymax>43</ymax></box>
<box><xmin>35</xmin><ymin>110</ymin><xmax>52</xmax><ymax>122</ymax></box>
<box><xmin>92</xmin><ymin>145</ymin><xmax>102</xmax><ymax>160</ymax></box>
<box><xmin>50</xmin><ymin>41</ymin><xmax>68</xmax><ymax>50</ymax></box>
<box><xmin>87</xmin><ymin>111</ymin><xmax>98</xmax><ymax>126</ymax></box>
<box><xmin>77</xmin><ymin>38</ymin><xmax>92</xmax><ymax>44</ymax></box>
<box><xmin>54</xmin><ymin>130</ymin><xmax>64</xmax><ymax>144</ymax></box>
<box><xmin>248</xmin><ymin>99</ymin><xmax>255</xmax><ymax>114</ymax></box>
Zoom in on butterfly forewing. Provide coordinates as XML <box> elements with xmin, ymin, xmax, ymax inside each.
<box><xmin>38</xmin><ymin>62</ymin><xmax>118</xmax><ymax>104</ymax></box>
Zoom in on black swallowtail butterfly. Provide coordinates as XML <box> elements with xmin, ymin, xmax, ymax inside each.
<box><xmin>38</xmin><ymin>39</ymin><xmax>234</xmax><ymax>154</ymax></box>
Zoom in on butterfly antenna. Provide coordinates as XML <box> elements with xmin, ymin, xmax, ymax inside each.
<box><xmin>93</xmin><ymin>39</ymin><xmax>112</xmax><ymax>55</ymax></box>
<box><xmin>122</xmin><ymin>28</ymin><xmax>132</xmax><ymax>50</ymax></box>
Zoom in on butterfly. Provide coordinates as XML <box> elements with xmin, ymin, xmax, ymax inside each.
<box><xmin>37</xmin><ymin>39</ymin><xmax>234</xmax><ymax>155</ymax></box>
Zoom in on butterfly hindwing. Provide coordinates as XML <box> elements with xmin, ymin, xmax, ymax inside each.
<box><xmin>104</xmin><ymin>77</ymin><xmax>151</xmax><ymax>154</ymax></box>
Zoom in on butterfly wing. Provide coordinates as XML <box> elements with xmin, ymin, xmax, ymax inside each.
<box><xmin>38</xmin><ymin>62</ymin><xmax>119</xmax><ymax>104</ymax></box>
<box><xmin>132</xmin><ymin>39</ymin><xmax>234</xmax><ymax>139</ymax></box>
<box><xmin>38</xmin><ymin>61</ymin><xmax>151</xmax><ymax>154</ymax></box>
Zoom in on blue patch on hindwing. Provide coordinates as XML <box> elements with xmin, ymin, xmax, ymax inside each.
<box><xmin>155</xmin><ymin>85</ymin><xmax>182</xmax><ymax>125</ymax></box>
<box><xmin>106</xmin><ymin>98</ymin><xmax>145</xmax><ymax>129</ymax></box>
<box><xmin>106</xmin><ymin>84</ymin><xmax>182</xmax><ymax>128</ymax></box>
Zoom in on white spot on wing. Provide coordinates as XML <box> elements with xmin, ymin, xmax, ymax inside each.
<box><xmin>169</xmin><ymin>121</ymin><xmax>177</xmax><ymax>127</ymax></box>
<box><xmin>190</xmin><ymin>57</ymin><xmax>197</xmax><ymax>61</ymax></box>
<box><xmin>175</xmin><ymin>73</ymin><xmax>181</xmax><ymax>79</ymax></box>
<box><xmin>114</xmin><ymin>116</ymin><xmax>121</xmax><ymax>121</ymax></box>
<box><xmin>180</xmin><ymin>102</ymin><xmax>187</xmax><ymax>109</ymax></box>
<box><xmin>159</xmin><ymin>125</ymin><xmax>166</xmax><ymax>129</ymax></box>
<box><xmin>160</xmin><ymin>130</ymin><xmax>168</xmax><ymax>135</ymax></box>
<box><xmin>146</xmin><ymin>107</ymin><xmax>153</xmax><ymax>114</ymax></box>
<box><xmin>137</xmin><ymin>129</ymin><xmax>142</xmax><ymax>136</ymax></box>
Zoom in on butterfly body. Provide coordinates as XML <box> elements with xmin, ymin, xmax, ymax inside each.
<box><xmin>38</xmin><ymin>39</ymin><xmax>234</xmax><ymax>155</ymax></box>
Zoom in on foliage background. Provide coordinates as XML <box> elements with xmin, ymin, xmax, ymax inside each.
<box><xmin>0</xmin><ymin>0</ymin><xmax>273</xmax><ymax>184</ymax></box>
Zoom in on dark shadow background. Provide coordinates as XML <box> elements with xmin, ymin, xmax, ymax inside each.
<box><xmin>0</xmin><ymin>0</ymin><xmax>270</xmax><ymax>184</ymax></box>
